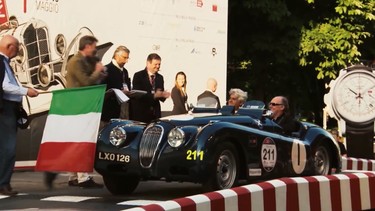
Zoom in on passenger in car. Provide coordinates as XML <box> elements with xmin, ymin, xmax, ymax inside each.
<box><xmin>268</xmin><ymin>96</ymin><xmax>299</xmax><ymax>135</ymax></box>
<box><xmin>227</xmin><ymin>88</ymin><xmax>248</xmax><ymax>112</ymax></box>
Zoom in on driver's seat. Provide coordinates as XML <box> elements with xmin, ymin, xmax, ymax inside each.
<box><xmin>291</xmin><ymin>121</ymin><xmax>307</xmax><ymax>139</ymax></box>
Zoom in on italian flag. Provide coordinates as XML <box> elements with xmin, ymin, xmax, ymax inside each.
<box><xmin>36</xmin><ymin>85</ymin><xmax>106</xmax><ymax>172</ymax></box>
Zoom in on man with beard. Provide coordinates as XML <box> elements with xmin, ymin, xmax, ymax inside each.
<box><xmin>45</xmin><ymin>35</ymin><xmax>106</xmax><ymax>189</ymax></box>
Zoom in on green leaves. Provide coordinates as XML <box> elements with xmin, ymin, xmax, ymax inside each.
<box><xmin>299</xmin><ymin>0</ymin><xmax>373</xmax><ymax>79</ymax></box>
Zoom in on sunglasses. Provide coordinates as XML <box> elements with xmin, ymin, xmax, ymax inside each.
<box><xmin>269</xmin><ymin>102</ymin><xmax>283</xmax><ymax>106</ymax></box>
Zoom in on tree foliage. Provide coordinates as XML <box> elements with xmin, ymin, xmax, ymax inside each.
<box><xmin>227</xmin><ymin>0</ymin><xmax>375</xmax><ymax>125</ymax></box>
<box><xmin>299</xmin><ymin>0</ymin><xmax>375</xmax><ymax>79</ymax></box>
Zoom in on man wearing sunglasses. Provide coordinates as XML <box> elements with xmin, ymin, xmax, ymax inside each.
<box><xmin>269</xmin><ymin>96</ymin><xmax>299</xmax><ymax>135</ymax></box>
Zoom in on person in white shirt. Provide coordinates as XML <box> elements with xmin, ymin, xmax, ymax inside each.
<box><xmin>0</xmin><ymin>35</ymin><xmax>38</xmax><ymax>196</ymax></box>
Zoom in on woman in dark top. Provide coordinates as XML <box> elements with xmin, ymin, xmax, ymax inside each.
<box><xmin>171</xmin><ymin>71</ymin><xmax>188</xmax><ymax>115</ymax></box>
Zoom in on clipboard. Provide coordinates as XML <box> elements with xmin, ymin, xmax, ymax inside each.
<box><xmin>127</xmin><ymin>90</ymin><xmax>147</xmax><ymax>98</ymax></box>
<box><xmin>105</xmin><ymin>88</ymin><xmax>129</xmax><ymax>104</ymax></box>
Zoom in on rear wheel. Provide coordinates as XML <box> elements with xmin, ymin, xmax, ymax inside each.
<box><xmin>203</xmin><ymin>142</ymin><xmax>239</xmax><ymax>191</ymax></box>
<box><xmin>103</xmin><ymin>174</ymin><xmax>140</xmax><ymax>195</ymax></box>
<box><xmin>313</xmin><ymin>143</ymin><xmax>331</xmax><ymax>175</ymax></box>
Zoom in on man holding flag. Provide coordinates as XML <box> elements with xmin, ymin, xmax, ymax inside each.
<box><xmin>0</xmin><ymin>35</ymin><xmax>39</xmax><ymax>196</ymax></box>
<box><xmin>37</xmin><ymin>35</ymin><xmax>106</xmax><ymax>189</ymax></box>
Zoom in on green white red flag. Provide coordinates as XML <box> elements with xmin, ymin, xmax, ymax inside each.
<box><xmin>36</xmin><ymin>85</ymin><xmax>106</xmax><ymax>172</ymax></box>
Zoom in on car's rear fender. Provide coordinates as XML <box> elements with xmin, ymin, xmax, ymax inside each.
<box><xmin>305</xmin><ymin>127</ymin><xmax>342</xmax><ymax>173</ymax></box>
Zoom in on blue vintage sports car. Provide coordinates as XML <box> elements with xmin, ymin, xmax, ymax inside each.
<box><xmin>94</xmin><ymin>101</ymin><xmax>341</xmax><ymax>195</ymax></box>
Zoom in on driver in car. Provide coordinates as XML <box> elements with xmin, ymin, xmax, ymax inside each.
<box><xmin>269</xmin><ymin>96</ymin><xmax>299</xmax><ymax>135</ymax></box>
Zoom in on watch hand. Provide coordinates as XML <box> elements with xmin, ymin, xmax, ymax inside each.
<box><xmin>348</xmin><ymin>88</ymin><xmax>358</xmax><ymax>96</ymax></box>
<box><xmin>348</xmin><ymin>88</ymin><xmax>362</xmax><ymax>100</ymax></box>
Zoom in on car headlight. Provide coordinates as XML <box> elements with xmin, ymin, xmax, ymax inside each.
<box><xmin>37</xmin><ymin>64</ymin><xmax>53</xmax><ymax>87</ymax></box>
<box><xmin>55</xmin><ymin>34</ymin><xmax>66</xmax><ymax>56</ymax></box>
<box><xmin>109</xmin><ymin>126</ymin><xmax>127</xmax><ymax>147</ymax></box>
<box><xmin>167</xmin><ymin>128</ymin><xmax>185</xmax><ymax>148</ymax></box>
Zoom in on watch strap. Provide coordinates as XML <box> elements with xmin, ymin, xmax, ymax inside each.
<box><xmin>346</xmin><ymin>65</ymin><xmax>372</xmax><ymax>72</ymax></box>
<box><xmin>345</xmin><ymin>122</ymin><xmax>374</xmax><ymax>159</ymax></box>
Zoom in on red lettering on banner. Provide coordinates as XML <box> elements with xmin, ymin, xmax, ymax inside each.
<box><xmin>212</xmin><ymin>4</ymin><xmax>217</xmax><ymax>12</ymax></box>
<box><xmin>0</xmin><ymin>0</ymin><xmax>9</xmax><ymax>25</ymax></box>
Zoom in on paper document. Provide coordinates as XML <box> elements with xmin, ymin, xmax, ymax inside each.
<box><xmin>127</xmin><ymin>90</ymin><xmax>147</xmax><ymax>98</ymax></box>
<box><xmin>112</xmin><ymin>88</ymin><xmax>129</xmax><ymax>103</ymax></box>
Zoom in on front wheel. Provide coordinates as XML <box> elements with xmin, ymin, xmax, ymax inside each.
<box><xmin>313</xmin><ymin>143</ymin><xmax>332</xmax><ymax>175</ymax></box>
<box><xmin>103</xmin><ymin>174</ymin><xmax>140</xmax><ymax>195</ymax></box>
<box><xmin>203</xmin><ymin>142</ymin><xmax>239</xmax><ymax>191</ymax></box>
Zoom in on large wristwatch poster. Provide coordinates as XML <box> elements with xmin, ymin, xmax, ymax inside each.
<box><xmin>324</xmin><ymin>65</ymin><xmax>375</xmax><ymax>159</ymax></box>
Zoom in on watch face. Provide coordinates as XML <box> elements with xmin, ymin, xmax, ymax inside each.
<box><xmin>333</xmin><ymin>69</ymin><xmax>375</xmax><ymax>123</ymax></box>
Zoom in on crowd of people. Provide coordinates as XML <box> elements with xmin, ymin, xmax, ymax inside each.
<box><xmin>1</xmin><ymin>34</ymin><xmax>326</xmax><ymax>196</ymax></box>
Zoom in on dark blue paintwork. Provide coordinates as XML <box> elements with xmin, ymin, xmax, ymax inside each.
<box><xmin>94</xmin><ymin>106</ymin><xmax>341</xmax><ymax>193</ymax></box>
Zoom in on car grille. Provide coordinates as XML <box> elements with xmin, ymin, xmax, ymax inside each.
<box><xmin>139</xmin><ymin>125</ymin><xmax>163</xmax><ymax>168</ymax></box>
<box><xmin>23</xmin><ymin>24</ymin><xmax>52</xmax><ymax>86</ymax></box>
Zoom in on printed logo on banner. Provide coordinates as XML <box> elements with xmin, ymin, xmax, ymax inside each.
<box><xmin>196</xmin><ymin>0</ymin><xmax>203</xmax><ymax>7</ymax></box>
<box><xmin>36</xmin><ymin>0</ymin><xmax>59</xmax><ymax>13</ymax></box>
<box><xmin>152</xmin><ymin>44</ymin><xmax>160</xmax><ymax>51</ymax></box>
<box><xmin>194</xmin><ymin>26</ymin><xmax>205</xmax><ymax>32</ymax></box>
<box><xmin>0</xmin><ymin>0</ymin><xmax>9</xmax><ymax>25</ymax></box>
<box><xmin>261</xmin><ymin>137</ymin><xmax>277</xmax><ymax>172</ymax></box>
<box><xmin>211</xmin><ymin>47</ymin><xmax>217</xmax><ymax>56</ymax></box>
<box><xmin>191</xmin><ymin>48</ymin><xmax>201</xmax><ymax>54</ymax></box>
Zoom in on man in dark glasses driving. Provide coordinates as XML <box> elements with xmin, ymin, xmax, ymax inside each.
<box><xmin>268</xmin><ymin>96</ymin><xmax>299</xmax><ymax>135</ymax></box>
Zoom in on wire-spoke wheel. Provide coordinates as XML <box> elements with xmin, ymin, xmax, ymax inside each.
<box><xmin>203</xmin><ymin>142</ymin><xmax>239</xmax><ymax>191</ymax></box>
<box><xmin>313</xmin><ymin>144</ymin><xmax>331</xmax><ymax>175</ymax></box>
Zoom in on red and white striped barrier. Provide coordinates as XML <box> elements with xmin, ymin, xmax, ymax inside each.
<box><xmin>342</xmin><ymin>157</ymin><xmax>375</xmax><ymax>171</ymax></box>
<box><xmin>125</xmin><ymin>172</ymin><xmax>375</xmax><ymax>211</ymax></box>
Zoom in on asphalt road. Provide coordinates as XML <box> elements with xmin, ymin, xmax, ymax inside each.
<box><xmin>0</xmin><ymin>171</ymin><xmax>203</xmax><ymax>211</ymax></box>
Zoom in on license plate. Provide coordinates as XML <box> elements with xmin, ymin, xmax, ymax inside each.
<box><xmin>97</xmin><ymin>151</ymin><xmax>131</xmax><ymax>163</ymax></box>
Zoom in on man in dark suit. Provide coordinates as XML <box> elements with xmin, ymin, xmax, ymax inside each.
<box><xmin>197</xmin><ymin>78</ymin><xmax>221</xmax><ymax>109</ymax></box>
<box><xmin>131</xmin><ymin>53</ymin><xmax>170</xmax><ymax>123</ymax></box>
<box><xmin>101</xmin><ymin>46</ymin><xmax>131</xmax><ymax>125</ymax></box>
